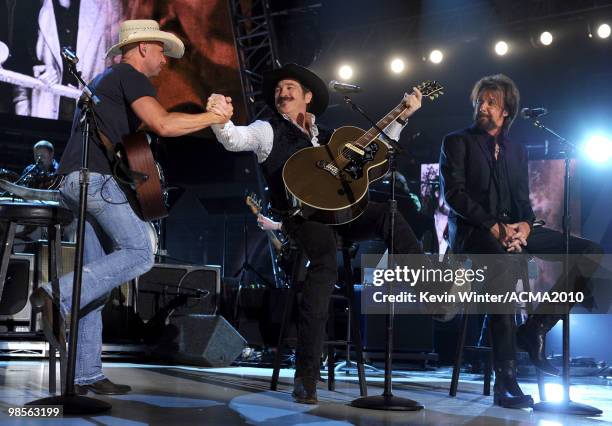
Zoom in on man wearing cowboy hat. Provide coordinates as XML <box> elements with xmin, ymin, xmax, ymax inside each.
<box><xmin>30</xmin><ymin>19</ymin><xmax>228</xmax><ymax>396</ymax></box>
<box><xmin>207</xmin><ymin>63</ymin><xmax>423</xmax><ymax>404</ymax></box>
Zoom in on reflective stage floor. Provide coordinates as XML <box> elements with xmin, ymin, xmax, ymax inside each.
<box><xmin>0</xmin><ymin>361</ymin><xmax>611</xmax><ymax>425</ymax></box>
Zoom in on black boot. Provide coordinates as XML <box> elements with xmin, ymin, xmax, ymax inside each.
<box><xmin>517</xmin><ymin>315</ymin><xmax>561</xmax><ymax>376</ymax></box>
<box><xmin>292</xmin><ymin>375</ymin><xmax>318</xmax><ymax>404</ymax></box>
<box><xmin>493</xmin><ymin>360</ymin><xmax>533</xmax><ymax>409</ymax></box>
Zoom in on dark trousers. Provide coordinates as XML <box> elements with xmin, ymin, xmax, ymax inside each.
<box><xmin>461</xmin><ymin>226</ymin><xmax>603</xmax><ymax>362</ymax></box>
<box><xmin>283</xmin><ymin>201</ymin><xmax>421</xmax><ymax>376</ymax></box>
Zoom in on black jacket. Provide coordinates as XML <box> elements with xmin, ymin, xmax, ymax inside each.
<box><xmin>261</xmin><ymin>114</ymin><xmax>333</xmax><ymax>212</ymax></box>
<box><xmin>439</xmin><ymin>125</ymin><xmax>535</xmax><ymax>252</ymax></box>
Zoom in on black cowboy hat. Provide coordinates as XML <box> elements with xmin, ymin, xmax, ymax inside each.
<box><xmin>262</xmin><ymin>63</ymin><xmax>329</xmax><ymax>117</ymax></box>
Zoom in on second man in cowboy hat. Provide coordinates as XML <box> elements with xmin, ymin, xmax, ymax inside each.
<box><xmin>207</xmin><ymin>63</ymin><xmax>422</xmax><ymax>404</ymax></box>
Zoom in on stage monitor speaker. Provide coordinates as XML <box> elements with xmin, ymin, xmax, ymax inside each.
<box><xmin>137</xmin><ymin>264</ymin><xmax>220</xmax><ymax>321</ymax></box>
<box><xmin>0</xmin><ymin>254</ymin><xmax>34</xmax><ymax>323</ymax></box>
<box><xmin>156</xmin><ymin>314</ymin><xmax>246</xmax><ymax>367</ymax></box>
<box><xmin>37</xmin><ymin>241</ymin><xmax>75</xmax><ymax>285</ymax></box>
<box><xmin>362</xmin><ymin>314</ymin><xmax>434</xmax><ymax>353</ymax></box>
<box><xmin>354</xmin><ymin>285</ymin><xmax>434</xmax><ymax>353</ymax></box>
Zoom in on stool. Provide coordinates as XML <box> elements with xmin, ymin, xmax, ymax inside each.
<box><xmin>449</xmin><ymin>256</ymin><xmax>547</xmax><ymax>400</ymax></box>
<box><xmin>0</xmin><ymin>201</ymin><xmax>73</xmax><ymax>394</ymax></box>
<box><xmin>270</xmin><ymin>237</ymin><xmax>368</xmax><ymax>397</ymax></box>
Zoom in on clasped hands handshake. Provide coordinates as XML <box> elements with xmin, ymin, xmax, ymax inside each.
<box><xmin>490</xmin><ymin>221</ymin><xmax>531</xmax><ymax>253</ymax></box>
<box><xmin>206</xmin><ymin>93</ymin><xmax>234</xmax><ymax>124</ymax></box>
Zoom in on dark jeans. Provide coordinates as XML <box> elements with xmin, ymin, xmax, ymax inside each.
<box><xmin>461</xmin><ymin>226</ymin><xmax>603</xmax><ymax>361</ymax></box>
<box><xmin>283</xmin><ymin>201</ymin><xmax>421</xmax><ymax>376</ymax></box>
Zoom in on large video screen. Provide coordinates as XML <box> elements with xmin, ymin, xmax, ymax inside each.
<box><xmin>0</xmin><ymin>0</ymin><xmax>245</xmax><ymax>124</ymax></box>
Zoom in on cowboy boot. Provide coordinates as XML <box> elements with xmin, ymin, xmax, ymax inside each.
<box><xmin>516</xmin><ymin>314</ymin><xmax>561</xmax><ymax>376</ymax></box>
<box><xmin>493</xmin><ymin>360</ymin><xmax>534</xmax><ymax>409</ymax></box>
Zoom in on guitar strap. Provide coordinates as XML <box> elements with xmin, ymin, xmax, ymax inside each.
<box><xmin>93</xmin><ymin>126</ymin><xmax>117</xmax><ymax>165</ymax></box>
<box><xmin>92</xmin><ymin>125</ymin><xmax>146</xmax><ymax>219</ymax></box>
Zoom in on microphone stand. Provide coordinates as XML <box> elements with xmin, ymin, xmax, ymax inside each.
<box><xmin>526</xmin><ymin>117</ymin><xmax>602</xmax><ymax>416</ymax></box>
<box><xmin>343</xmin><ymin>95</ymin><xmax>423</xmax><ymax>411</ymax></box>
<box><xmin>26</xmin><ymin>60</ymin><xmax>111</xmax><ymax>414</ymax></box>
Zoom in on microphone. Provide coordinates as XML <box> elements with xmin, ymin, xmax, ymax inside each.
<box><xmin>61</xmin><ymin>47</ymin><xmax>79</xmax><ymax>65</ymax></box>
<box><xmin>328</xmin><ymin>80</ymin><xmax>361</xmax><ymax>93</ymax></box>
<box><xmin>521</xmin><ymin>107</ymin><xmax>548</xmax><ymax>119</ymax></box>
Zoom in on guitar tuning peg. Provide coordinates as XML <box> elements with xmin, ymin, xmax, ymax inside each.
<box><xmin>440</xmin><ymin>91</ymin><xmax>444</xmax><ymax>95</ymax></box>
<box><xmin>429</xmin><ymin>96</ymin><xmax>435</xmax><ymax>100</ymax></box>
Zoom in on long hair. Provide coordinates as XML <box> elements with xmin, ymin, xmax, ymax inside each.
<box><xmin>470</xmin><ymin>74</ymin><xmax>520</xmax><ymax>133</ymax></box>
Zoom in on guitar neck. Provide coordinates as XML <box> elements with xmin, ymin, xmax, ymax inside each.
<box><xmin>354</xmin><ymin>101</ymin><xmax>406</xmax><ymax>149</ymax></box>
<box><xmin>247</xmin><ymin>197</ymin><xmax>284</xmax><ymax>253</ymax></box>
<box><xmin>266</xmin><ymin>229</ymin><xmax>283</xmax><ymax>252</ymax></box>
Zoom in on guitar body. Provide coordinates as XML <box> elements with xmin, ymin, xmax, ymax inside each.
<box><xmin>117</xmin><ymin>132</ymin><xmax>167</xmax><ymax>221</ymax></box>
<box><xmin>282</xmin><ymin>126</ymin><xmax>390</xmax><ymax>225</ymax></box>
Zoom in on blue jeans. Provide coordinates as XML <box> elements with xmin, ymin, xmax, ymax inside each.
<box><xmin>43</xmin><ymin>172</ymin><xmax>155</xmax><ymax>385</ymax></box>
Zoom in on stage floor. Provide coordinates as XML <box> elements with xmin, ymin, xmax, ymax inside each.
<box><xmin>0</xmin><ymin>361</ymin><xmax>611</xmax><ymax>425</ymax></box>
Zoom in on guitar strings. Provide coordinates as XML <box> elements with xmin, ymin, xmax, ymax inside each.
<box><xmin>330</xmin><ymin>82</ymin><xmax>440</xmax><ymax>167</ymax></box>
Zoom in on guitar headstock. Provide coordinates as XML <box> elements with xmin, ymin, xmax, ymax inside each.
<box><xmin>245</xmin><ymin>192</ymin><xmax>262</xmax><ymax>215</ymax></box>
<box><xmin>416</xmin><ymin>80</ymin><xmax>444</xmax><ymax>101</ymax></box>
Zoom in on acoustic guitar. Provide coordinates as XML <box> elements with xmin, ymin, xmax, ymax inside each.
<box><xmin>114</xmin><ymin>131</ymin><xmax>167</xmax><ymax>221</ymax></box>
<box><xmin>282</xmin><ymin>80</ymin><xmax>444</xmax><ymax>225</ymax></box>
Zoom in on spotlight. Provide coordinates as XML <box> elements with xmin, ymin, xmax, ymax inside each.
<box><xmin>544</xmin><ymin>384</ymin><xmax>564</xmax><ymax>402</ymax></box>
<box><xmin>539</xmin><ymin>31</ymin><xmax>553</xmax><ymax>46</ymax></box>
<box><xmin>494</xmin><ymin>41</ymin><xmax>509</xmax><ymax>56</ymax></box>
<box><xmin>338</xmin><ymin>64</ymin><xmax>353</xmax><ymax>80</ymax></box>
<box><xmin>597</xmin><ymin>23</ymin><xmax>611</xmax><ymax>39</ymax></box>
<box><xmin>390</xmin><ymin>58</ymin><xmax>405</xmax><ymax>74</ymax></box>
<box><xmin>584</xmin><ymin>135</ymin><xmax>612</xmax><ymax>163</ymax></box>
<box><xmin>544</xmin><ymin>383</ymin><xmax>583</xmax><ymax>403</ymax></box>
<box><xmin>429</xmin><ymin>50</ymin><xmax>443</xmax><ymax>64</ymax></box>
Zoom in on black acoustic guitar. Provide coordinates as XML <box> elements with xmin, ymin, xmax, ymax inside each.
<box><xmin>282</xmin><ymin>81</ymin><xmax>444</xmax><ymax>225</ymax></box>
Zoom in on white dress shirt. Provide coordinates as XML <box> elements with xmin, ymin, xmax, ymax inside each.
<box><xmin>211</xmin><ymin>113</ymin><xmax>407</xmax><ymax>163</ymax></box>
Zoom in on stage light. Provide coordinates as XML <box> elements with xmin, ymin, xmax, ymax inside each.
<box><xmin>537</xmin><ymin>421</ymin><xmax>563</xmax><ymax>426</ymax></box>
<box><xmin>338</xmin><ymin>64</ymin><xmax>353</xmax><ymax>80</ymax></box>
<box><xmin>539</xmin><ymin>31</ymin><xmax>553</xmax><ymax>46</ymax></box>
<box><xmin>390</xmin><ymin>58</ymin><xmax>405</xmax><ymax>74</ymax></box>
<box><xmin>544</xmin><ymin>383</ymin><xmax>564</xmax><ymax>402</ymax></box>
<box><xmin>494</xmin><ymin>41</ymin><xmax>509</xmax><ymax>56</ymax></box>
<box><xmin>597</xmin><ymin>23</ymin><xmax>611</xmax><ymax>39</ymax></box>
<box><xmin>544</xmin><ymin>383</ymin><xmax>583</xmax><ymax>403</ymax></box>
<box><xmin>584</xmin><ymin>135</ymin><xmax>612</xmax><ymax>163</ymax></box>
<box><xmin>429</xmin><ymin>50</ymin><xmax>443</xmax><ymax>64</ymax></box>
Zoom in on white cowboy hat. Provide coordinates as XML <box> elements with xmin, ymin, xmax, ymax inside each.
<box><xmin>106</xmin><ymin>19</ymin><xmax>185</xmax><ymax>59</ymax></box>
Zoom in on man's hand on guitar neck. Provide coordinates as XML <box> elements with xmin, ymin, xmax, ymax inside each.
<box><xmin>399</xmin><ymin>87</ymin><xmax>423</xmax><ymax>121</ymax></box>
<box><xmin>257</xmin><ymin>214</ymin><xmax>282</xmax><ymax>231</ymax></box>
<box><xmin>206</xmin><ymin>94</ymin><xmax>233</xmax><ymax>124</ymax></box>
